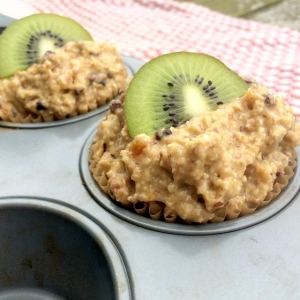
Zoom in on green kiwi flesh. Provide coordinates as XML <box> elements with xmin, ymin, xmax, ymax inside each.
<box><xmin>125</xmin><ymin>52</ymin><xmax>248</xmax><ymax>138</ymax></box>
<box><xmin>0</xmin><ymin>13</ymin><xmax>93</xmax><ymax>78</ymax></box>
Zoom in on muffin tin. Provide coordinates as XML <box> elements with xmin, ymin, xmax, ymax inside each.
<box><xmin>0</xmin><ymin>197</ymin><xmax>130</xmax><ymax>300</ymax></box>
<box><xmin>1</xmin><ymin>13</ymin><xmax>300</xmax><ymax>300</ymax></box>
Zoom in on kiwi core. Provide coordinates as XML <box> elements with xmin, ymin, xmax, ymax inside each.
<box><xmin>183</xmin><ymin>84</ymin><xmax>210</xmax><ymax>115</ymax></box>
<box><xmin>0</xmin><ymin>13</ymin><xmax>93</xmax><ymax>78</ymax></box>
<box><xmin>27</xmin><ymin>32</ymin><xmax>65</xmax><ymax>64</ymax></box>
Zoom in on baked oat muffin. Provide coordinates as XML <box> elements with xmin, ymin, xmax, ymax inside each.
<box><xmin>0</xmin><ymin>41</ymin><xmax>127</xmax><ymax>123</ymax></box>
<box><xmin>89</xmin><ymin>77</ymin><xmax>300</xmax><ymax>224</ymax></box>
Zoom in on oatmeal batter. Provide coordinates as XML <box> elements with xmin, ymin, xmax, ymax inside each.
<box><xmin>0</xmin><ymin>41</ymin><xmax>127</xmax><ymax>122</ymax></box>
<box><xmin>89</xmin><ymin>78</ymin><xmax>300</xmax><ymax>223</ymax></box>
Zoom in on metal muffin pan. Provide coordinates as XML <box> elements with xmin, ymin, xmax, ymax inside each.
<box><xmin>0</xmin><ymin>197</ymin><xmax>131</xmax><ymax>300</ymax></box>
<box><xmin>1</xmin><ymin>14</ymin><xmax>300</xmax><ymax>300</ymax></box>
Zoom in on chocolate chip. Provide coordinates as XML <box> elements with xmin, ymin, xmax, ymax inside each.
<box><xmin>36</xmin><ymin>101</ymin><xmax>46</xmax><ymax>111</ymax></box>
<box><xmin>264</xmin><ymin>94</ymin><xmax>275</xmax><ymax>105</ymax></box>
<box><xmin>74</xmin><ymin>89</ymin><xmax>84</xmax><ymax>96</ymax></box>
<box><xmin>107</xmin><ymin>72</ymin><xmax>114</xmax><ymax>79</ymax></box>
<box><xmin>97</xmin><ymin>79</ymin><xmax>106</xmax><ymax>86</ymax></box>
<box><xmin>197</xmin><ymin>197</ymin><xmax>205</xmax><ymax>204</ymax></box>
<box><xmin>163</xmin><ymin>129</ymin><xmax>172</xmax><ymax>136</ymax></box>
<box><xmin>109</xmin><ymin>99</ymin><xmax>123</xmax><ymax>112</ymax></box>
<box><xmin>155</xmin><ymin>128</ymin><xmax>173</xmax><ymax>141</ymax></box>
<box><xmin>42</xmin><ymin>50</ymin><xmax>55</xmax><ymax>61</ymax></box>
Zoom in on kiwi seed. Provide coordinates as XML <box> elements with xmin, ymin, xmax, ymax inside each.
<box><xmin>0</xmin><ymin>13</ymin><xmax>93</xmax><ymax>78</ymax></box>
<box><xmin>125</xmin><ymin>52</ymin><xmax>248</xmax><ymax>138</ymax></box>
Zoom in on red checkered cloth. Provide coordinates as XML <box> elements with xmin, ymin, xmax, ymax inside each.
<box><xmin>8</xmin><ymin>0</ymin><xmax>300</xmax><ymax>115</ymax></box>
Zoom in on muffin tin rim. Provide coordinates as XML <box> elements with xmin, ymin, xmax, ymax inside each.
<box><xmin>0</xmin><ymin>195</ymin><xmax>133</xmax><ymax>300</ymax></box>
<box><xmin>0</xmin><ymin>104</ymin><xmax>109</xmax><ymax>129</ymax></box>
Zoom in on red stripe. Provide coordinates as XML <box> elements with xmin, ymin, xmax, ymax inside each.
<box><xmin>18</xmin><ymin>0</ymin><xmax>300</xmax><ymax>117</ymax></box>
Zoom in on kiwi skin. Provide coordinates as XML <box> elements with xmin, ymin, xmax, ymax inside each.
<box><xmin>125</xmin><ymin>52</ymin><xmax>248</xmax><ymax>138</ymax></box>
<box><xmin>0</xmin><ymin>13</ymin><xmax>93</xmax><ymax>78</ymax></box>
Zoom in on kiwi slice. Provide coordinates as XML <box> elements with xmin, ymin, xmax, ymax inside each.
<box><xmin>0</xmin><ymin>13</ymin><xmax>93</xmax><ymax>78</ymax></box>
<box><xmin>125</xmin><ymin>52</ymin><xmax>248</xmax><ymax>138</ymax></box>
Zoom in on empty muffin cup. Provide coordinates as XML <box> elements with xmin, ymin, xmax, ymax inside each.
<box><xmin>0</xmin><ymin>197</ymin><xmax>131</xmax><ymax>300</ymax></box>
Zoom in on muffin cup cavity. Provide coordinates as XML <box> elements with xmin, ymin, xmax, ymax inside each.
<box><xmin>0</xmin><ymin>58</ymin><xmax>134</xmax><ymax>129</ymax></box>
<box><xmin>81</xmin><ymin>129</ymin><xmax>300</xmax><ymax>235</ymax></box>
<box><xmin>0</xmin><ymin>197</ymin><xmax>131</xmax><ymax>300</ymax></box>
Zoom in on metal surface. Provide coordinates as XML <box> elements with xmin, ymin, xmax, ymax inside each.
<box><xmin>0</xmin><ymin>288</ymin><xmax>65</xmax><ymax>300</ymax></box>
<box><xmin>1</xmin><ymin>84</ymin><xmax>300</xmax><ymax>300</ymax></box>
<box><xmin>1</xmin><ymin>13</ymin><xmax>300</xmax><ymax>300</ymax></box>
